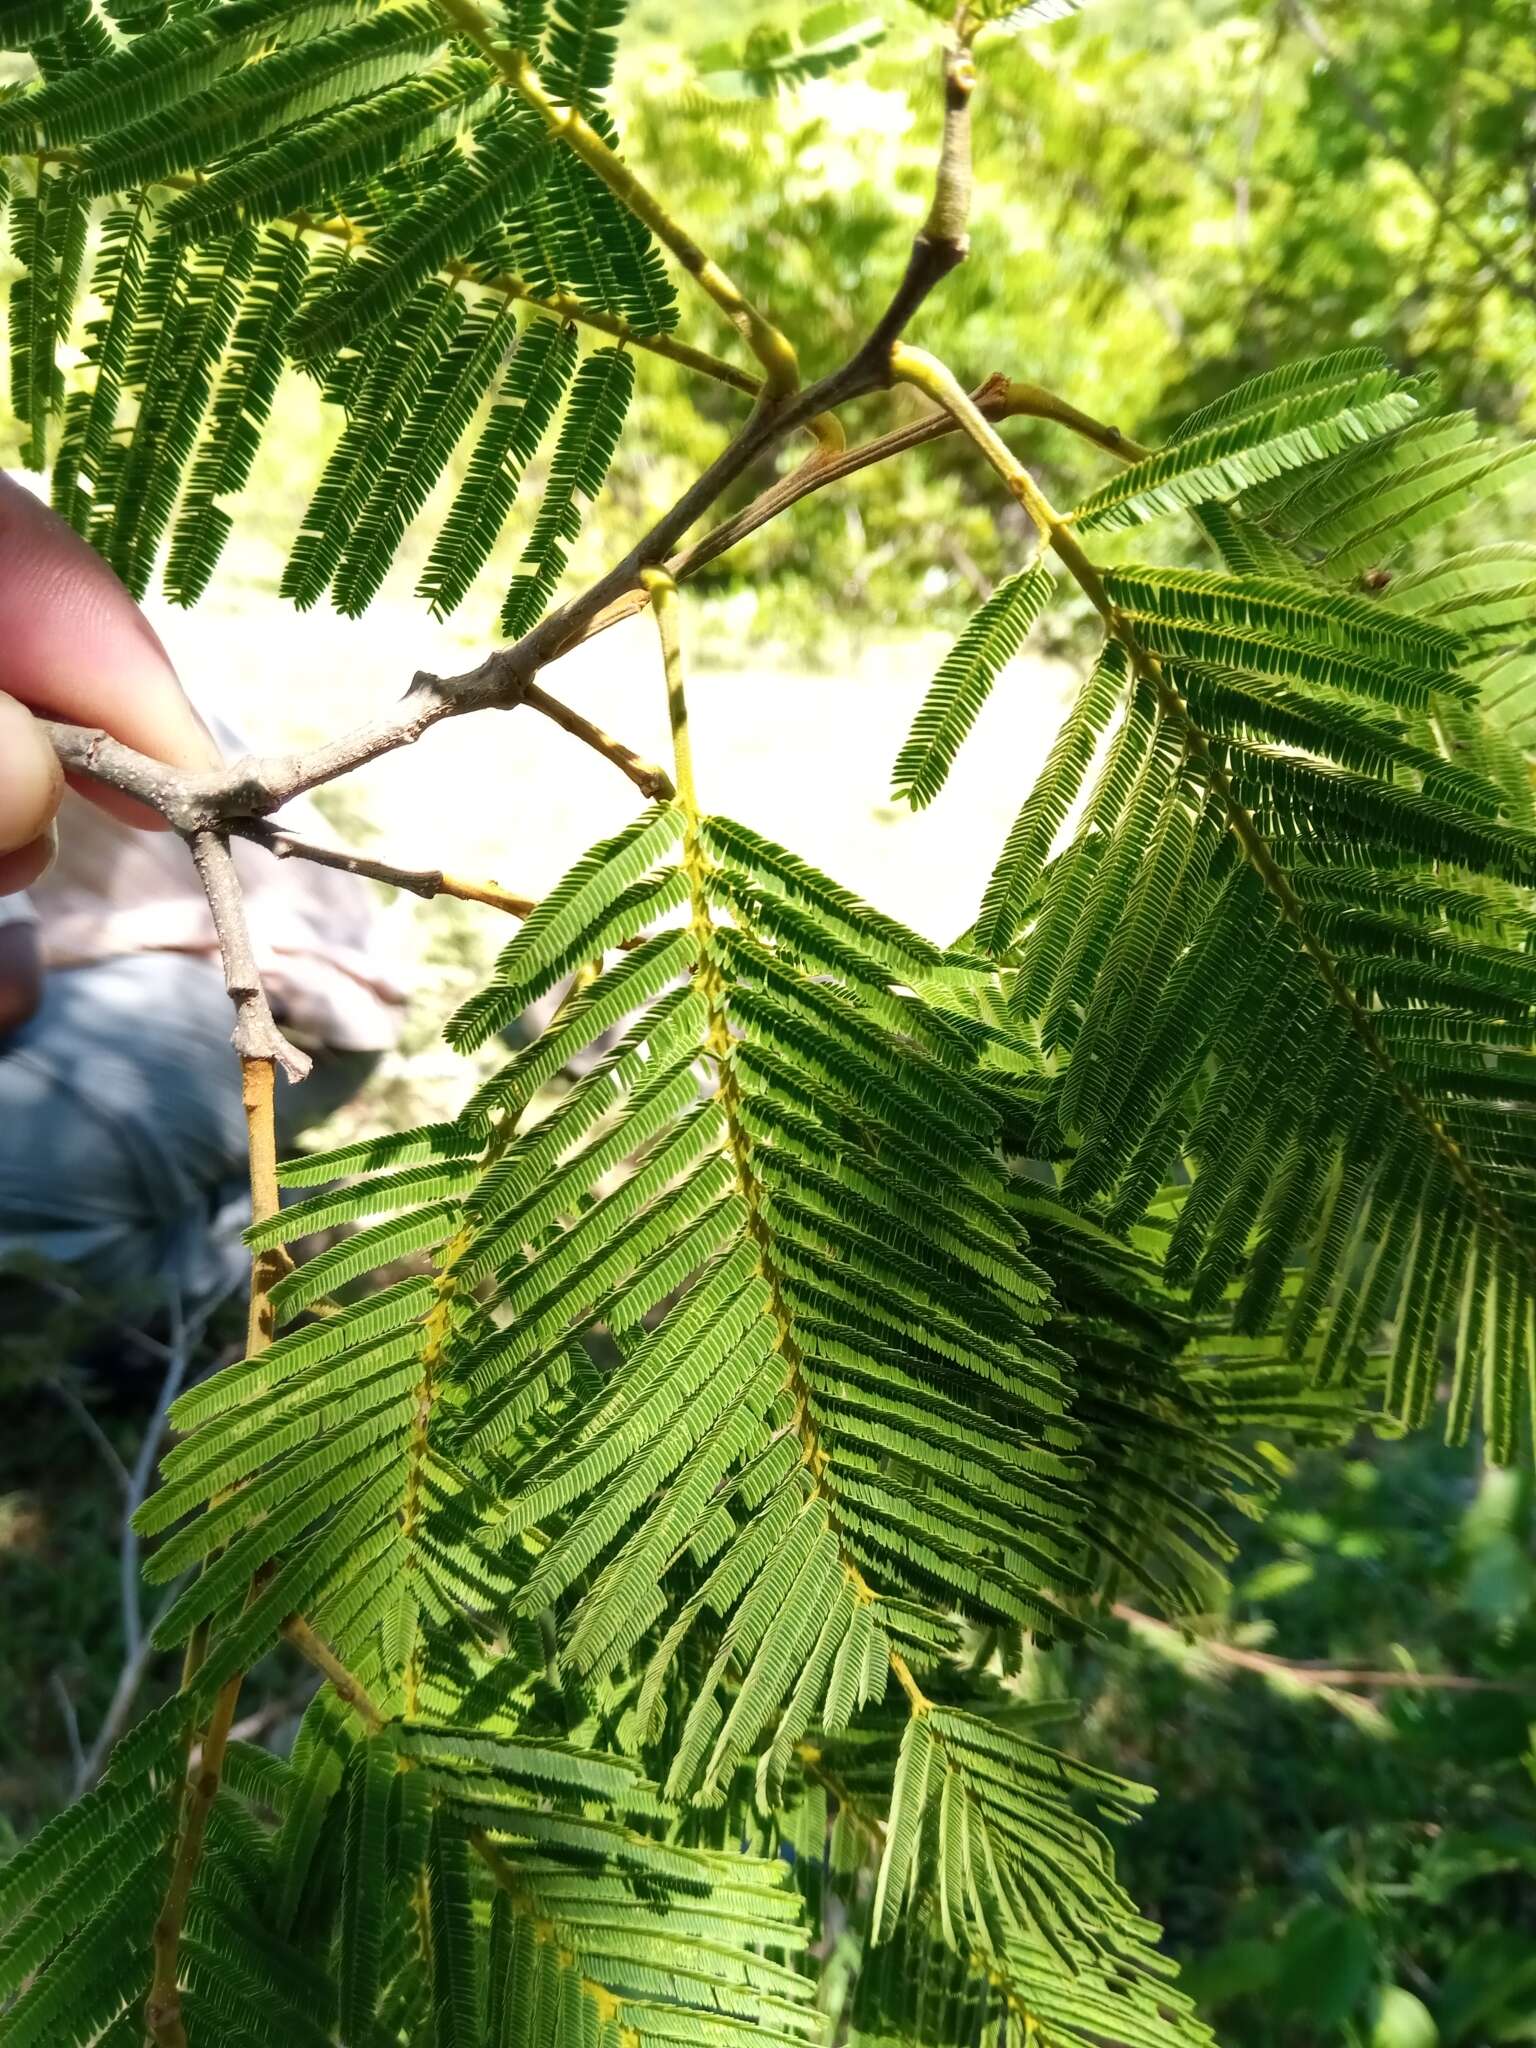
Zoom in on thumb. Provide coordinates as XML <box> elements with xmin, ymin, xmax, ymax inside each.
<box><xmin>0</xmin><ymin>690</ymin><xmax>63</xmax><ymax>893</ymax></box>
<box><xmin>0</xmin><ymin>477</ymin><xmax>221</xmax><ymax>830</ymax></box>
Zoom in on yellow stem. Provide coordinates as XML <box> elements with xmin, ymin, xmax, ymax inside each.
<box><xmin>431</xmin><ymin>0</ymin><xmax>801</xmax><ymax>398</ymax></box>
<box><xmin>399</xmin><ymin>1220</ymin><xmax>475</xmax><ymax>1716</ymax></box>
<box><xmin>888</xmin><ymin>1648</ymin><xmax>932</xmax><ymax>1716</ymax></box>
<box><xmin>143</xmin><ymin>1671</ymin><xmax>243</xmax><ymax>2047</ymax></box>
<box><xmin>146</xmin><ymin>1059</ymin><xmax>287</xmax><ymax>2044</ymax></box>
<box><xmin>890</xmin><ymin>347</ymin><xmax>1069</xmax><ymax>544</ymax></box>
<box><xmin>646</xmin><ymin>574</ymin><xmax>926</xmax><ymax>1719</ymax></box>
<box><xmin>524</xmin><ymin>680</ymin><xmax>674</xmax><ymax>801</ymax></box>
<box><xmin>435</xmin><ymin>874</ymin><xmax>538</xmax><ymax>916</ymax></box>
<box><xmin>647</xmin><ymin>569</ymin><xmax>837</xmax><ymax>1475</ymax></box>
<box><xmin>997</xmin><ymin>379</ymin><xmax>1150</xmax><ymax>463</ymax></box>
<box><xmin>241</xmin><ymin>1055</ymin><xmax>290</xmax><ymax>1354</ymax></box>
<box><xmin>642</xmin><ymin>568</ymin><xmax>696</xmax><ymax>818</ymax></box>
<box><xmin>280</xmin><ymin>1614</ymin><xmax>389</xmax><ymax>1732</ymax></box>
<box><xmin>441</xmin><ymin>255</ymin><xmax>761</xmax><ymax>396</ymax></box>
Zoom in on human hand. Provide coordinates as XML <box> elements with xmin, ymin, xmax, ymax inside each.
<box><xmin>0</xmin><ymin>475</ymin><xmax>220</xmax><ymax>893</ymax></box>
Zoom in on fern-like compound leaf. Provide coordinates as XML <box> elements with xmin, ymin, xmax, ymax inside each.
<box><xmin>1071</xmin><ymin>350</ymin><xmax>1423</xmax><ymax>534</ymax></box>
<box><xmin>498</xmin><ymin>343</ymin><xmax>636</xmax><ymax>634</ymax></box>
<box><xmin>915</xmin><ymin>357</ymin><xmax>1536</xmax><ymax>1457</ymax></box>
<box><xmin>0</xmin><ymin>0</ymin><xmax>674</xmax><ymax>611</ymax></box>
<box><xmin>417</xmin><ymin>315</ymin><xmax>582</xmax><ymax>616</ymax></box>
<box><xmin>893</xmin><ymin>562</ymin><xmax>1055</xmax><ymax>809</ymax></box>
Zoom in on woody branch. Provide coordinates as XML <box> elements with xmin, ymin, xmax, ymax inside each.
<box><xmin>43</xmin><ymin>26</ymin><xmax>991</xmax><ymax>1068</ymax></box>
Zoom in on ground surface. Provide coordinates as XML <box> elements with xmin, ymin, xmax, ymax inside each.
<box><xmin>135</xmin><ymin>540</ymin><xmax>1078</xmax><ymax>1135</ymax></box>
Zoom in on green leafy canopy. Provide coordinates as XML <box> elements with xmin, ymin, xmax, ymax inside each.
<box><xmin>1</xmin><ymin>0</ymin><xmax>673</xmax><ymax>622</ymax></box>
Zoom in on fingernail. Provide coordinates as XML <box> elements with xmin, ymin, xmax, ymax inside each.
<box><xmin>38</xmin><ymin>817</ymin><xmax>59</xmax><ymax>878</ymax></box>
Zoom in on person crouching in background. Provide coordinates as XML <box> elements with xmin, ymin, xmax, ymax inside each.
<box><xmin>0</xmin><ymin>719</ymin><xmax>405</xmax><ymax>1333</ymax></box>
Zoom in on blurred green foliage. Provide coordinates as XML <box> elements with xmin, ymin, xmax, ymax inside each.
<box><xmin>609</xmin><ymin>0</ymin><xmax>1536</xmax><ymax>661</ymax></box>
<box><xmin>1064</xmin><ymin>1440</ymin><xmax>1536</xmax><ymax>2047</ymax></box>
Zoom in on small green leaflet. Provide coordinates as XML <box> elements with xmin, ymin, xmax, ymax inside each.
<box><xmin>893</xmin><ymin>562</ymin><xmax>1055</xmax><ymax>809</ymax></box>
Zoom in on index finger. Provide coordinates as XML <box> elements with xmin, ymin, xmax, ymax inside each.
<box><xmin>0</xmin><ymin>475</ymin><xmax>221</xmax><ymax>825</ymax></box>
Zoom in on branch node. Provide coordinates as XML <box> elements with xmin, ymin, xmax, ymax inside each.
<box><xmin>185</xmin><ymin>829</ymin><xmax>312</xmax><ymax>1081</ymax></box>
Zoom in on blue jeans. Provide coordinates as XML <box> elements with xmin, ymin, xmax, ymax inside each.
<box><xmin>0</xmin><ymin>952</ymin><xmax>375</xmax><ymax>1315</ymax></box>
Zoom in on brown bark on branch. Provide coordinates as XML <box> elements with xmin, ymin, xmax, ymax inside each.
<box><xmin>236</xmin><ymin>819</ymin><xmax>537</xmax><ymax>918</ymax></box>
<box><xmin>43</xmin><ymin>366</ymin><xmax>1133</xmax><ymax>844</ymax></box>
<box><xmin>185</xmin><ymin>830</ymin><xmax>311</xmax><ymax>1081</ymax></box>
<box><xmin>43</xmin><ymin>29</ymin><xmax>995</xmax><ymax>1133</ymax></box>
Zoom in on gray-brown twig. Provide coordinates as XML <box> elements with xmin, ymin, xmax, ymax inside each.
<box><xmin>234</xmin><ymin>819</ymin><xmax>537</xmax><ymax>919</ymax></box>
<box><xmin>1113</xmin><ymin>1603</ymin><xmax>1533</xmax><ymax>1700</ymax></box>
<box><xmin>185</xmin><ymin>830</ymin><xmax>310</xmax><ymax>1080</ymax></box>
<box><xmin>43</xmin><ymin>27</ymin><xmax>995</xmax><ymax>1092</ymax></box>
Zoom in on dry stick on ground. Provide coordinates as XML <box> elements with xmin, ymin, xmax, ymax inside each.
<box><xmin>120</xmin><ymin>1296</ymin><xmax>187</xmax><ymax>1664</ymax></box>
<box><xmin>74</xmin><ymin>1582</ymin><xmax>190</xmax><ymax>1797</ymax></box>
<box><xmin>115</xmin><ymin>1290</ymin><xmax>234</xmax><ymax>1674</ymax></box>
<box><xmin>45</xmin><ymin>1291</ymin><xmax>238</xmax><ymax>1796</ymax></box>
<box><xmin>46</xmin><ymin>1377</ymin><xmax>132</xmax><ymax>1498</ymax></box>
